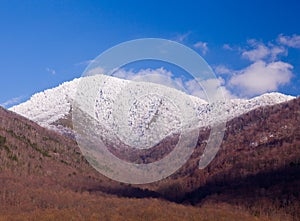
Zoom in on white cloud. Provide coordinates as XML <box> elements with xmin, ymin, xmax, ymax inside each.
<box><xmin>217</xmin><ymin>36</ymin><xmax>296</xmax><ymax>98</ymax></box>
<box><xmin>240</xmin><ymin>40</ymin><xmax>286</xmax><ymax>62</ymax></box>
<box><xmin>174</xmin><ymin>32</ymin><xmax>191</xmax><ymax>42</ymax></box>
<box><xmin>185</xmin><ymin>77</ymin><xmax>235</xmax><ymax>100</ymax></box>
<box><xmin>46</xmin><ymin>67</ymin><xmax>56</xmax><ymax>75</ymax></box>
<box><xmin>113</xmin><ymin>67</ymin><xmax>172</xmax><ymax>80</ymax></box>
<box><xmin>269</xmin><ymin>45</ymin><xmax>287</xmax><ymax>60</ymax></box>
<box><xmin>111</xmin><ymin>67</ymin><xmax>233</xmax><ymax>100</ymax></box>
<box><xmin>223</xmin><ymin>44</ymin><xmax>233</xmax><ymax>51</ymax></box>
<box><xmin>229</xmin><ymin>60</ymin><xmax>293</xmax><ymax>97</ymax></box>
<box><xmin>112</xmin><ymin>67</ymin><xmax>184</xmax><ymax>90</ymax></box>
<box><xmin>193</xmin><ymin>41</ymin><xmax>209</xmax><ymax>55</ymax></box>
<box><xmin>242</xmin><ymin>44</ymin><xmax>270</xmax><ymax>61</ymax></box>
<box><xmin>278</xmin><ymin>34</ymin><xmax>300</xmax><ymax>48</ymax></box>
<box><xmin>85</xmin><ymin>67</ymin><xmax>106</xmax><ymax>76</ymax></box>
<box><xmin>214</xmin><ymin>65</ymin><xmax>232</xmax><ymax>75</ymax></box>
<box><xmin>1</xmin><ymin>96</ymin><xmax>25</xmax><ymax>108</ymax></box>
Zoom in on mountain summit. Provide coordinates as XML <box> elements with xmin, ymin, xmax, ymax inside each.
<box><xmin>9</xmin><ymin>75</ymin><xmax>295</xmax><ymax>144</ymax></box>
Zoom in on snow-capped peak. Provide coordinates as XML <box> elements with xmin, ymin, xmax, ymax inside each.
<box><xmin>9</xmin><ymin>75</ymin><xmax>295</xmax><ymax>147</ymax></box>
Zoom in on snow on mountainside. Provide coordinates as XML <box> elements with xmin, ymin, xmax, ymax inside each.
<box><xmin>9</xmin><ymin>75</ymin><xmax>295</xmax><ymax>146</ymax></box>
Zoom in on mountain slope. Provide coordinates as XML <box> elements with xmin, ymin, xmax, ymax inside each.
<box><xmin>1</xmin><ymin>97</ymin><xmax>300</xmax><ymax>219</ymax></box>
<box><xmin>0</xmin><ymin>105</ymin><xmax>104</xmax><ymax>190</ymax></box>
<box><xmin>0</xmin><ymin>104</ymin><xmax>282</xmax><ymax>221</ymax></box>
<box><xmin>154</xmin><ymin>96</ymin><xmax>300</xmax><ymax>219</ymax></box>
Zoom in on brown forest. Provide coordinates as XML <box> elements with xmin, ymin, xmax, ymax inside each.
<box><xmin>0</xmin><ymin>97</ymin><xmax>299</xmax><ymax>220</ymax></box>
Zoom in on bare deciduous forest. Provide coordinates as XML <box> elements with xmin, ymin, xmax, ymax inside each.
<box><xmin>0</xmin><ymin>98</ymin><xmax>299</xmax><ymax>220</ymax></box>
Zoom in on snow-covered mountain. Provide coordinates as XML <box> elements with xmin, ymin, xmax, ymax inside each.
<box><xmin>9</xmin><ymin>75</ymin><xmax>295</xmax><ymax>148</ymax></box>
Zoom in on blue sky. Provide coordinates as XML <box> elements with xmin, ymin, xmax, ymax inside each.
<box><xmin>1</xmin><ymin>0</ymin><xmax>300</xmax><ymax>107</ymax></box>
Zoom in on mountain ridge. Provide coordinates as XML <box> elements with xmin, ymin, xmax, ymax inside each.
<box><xmin>9</xmin><ymin>75</ymin><xmax>296</xmax><ymax>146</ymax></box>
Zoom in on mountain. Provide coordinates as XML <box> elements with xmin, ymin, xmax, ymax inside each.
<box><xmin>3</xmin><ymin>76</ymin><xmax>300</xmax><ymax>220</ymax></box>
<box><xmin>1</xmin><ymin>102</ymin><xmax>292</xmax><ymax>221</ymax></box>
<box><xmin>9</xmin><ymin>75</ymin><xmax>295</xmax><ymax>144</ymax></box>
